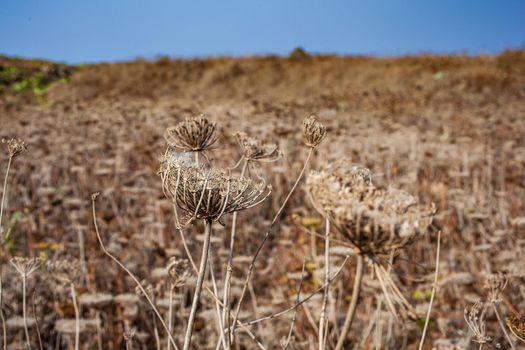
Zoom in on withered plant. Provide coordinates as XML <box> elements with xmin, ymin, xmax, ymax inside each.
<box><xmin>307</xmin><ymin>158</ymin><xmax>435</xmax><ymax>349</ymax></box>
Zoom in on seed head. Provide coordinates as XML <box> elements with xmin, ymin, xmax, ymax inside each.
<box><xmin>507</xmin><ymin>314</ymin><xmax>525</xmax><ymax>344</ymax></box>
<box><xmin>2</xmin><ymin>138</ymin><xmax>27</xmax><ymax>158</ymax></box>
<box><xmin>464</xmin><ymin>301</ymin><xmax>491</xmax><ymax>344</ymax></box>
<box><xmin>235</xmin><ymin>132</ymin><xmax>282</xmax><ymax>163</ymax></box>
<box><xmin>159</xmin><ymin>150</ymin><xmax>270</xmax><ymax>223</ymax></box>
<box><xmin>303</xmin><ymin>115</ymin><xmax>326</xmax><ymax>148</ymax></box>
<box><xmin>166</xmin><ymin>257</ymin><xmax>192</xmax><ymax>288</ymax></box>
<box><xmin>307</xmin><ymin>159</ymin><xmax>434</xmax><ymax>255</ymax></box>
<box><xmin>10</xmin><ymin>257</ymin><xmax>42</xmax><ymax>278</ymax></box>
<box><xmin>165</xmin><ymin>115</ymin><xmax>218</xmax><ymax>152</ymax></box>
<box><xmin>47</xmin><ymin>258</ymin><xmax>82</xmax><ymax>284</ymax></box>
<box><xmin>483</xmin><ymin>271</ymin><xmax>508</xmax><ymax>304</ymax></box>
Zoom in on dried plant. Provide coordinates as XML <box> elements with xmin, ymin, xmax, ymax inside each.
<box><xmin>235</xmin><ymin>132</ymin><xmax>282</xmax><ymax>163</ymax></box>
<box><xmin>507</xmin><ymin>314</ymin><xmax>525</xmax><ymax>344</ymax></box>
<box><xmin>464</xmin><ymin>301</ymin><xmax>491</xmax><ymax>347</ymax></box>
<box><xmin>160</xmin><ymin>151</ymin><xmax>271</xmax><ymax>225</ymax></box>
<box><xmin>47</xmin><ymin>258</ymin><xmax>83</xmax><ymax>350</ymax></box>
<box><xmin>483</xmin><ymin>272</ymin><xmax>508</xmax><ymax>304</ymax></box>
<box><xmin>10</xmin><ymin>257</ymin><xmax>42</xmax><ymax>350</ymax></box>
<box><xmin>2</xmin><ymin>138</ymin><xmax>27</xmax><ymax>158</ymax></box>
<box><xmin>165</xmin><ymin>115</ymin><xmax>219</xmax><ymax>154</ymax></box>
<box><xmin>483</xmin><ymin>272</ymin><xmax>515</xmax><ymax>349</ymax></box>
<box><xmin>303</xmin><ymin>115</ymin><xmax>326</xmax><ymax>148</ymax></box>
<box><xmin>307</xmin><ymin>159</ymin><xmax>435</xmax><ymax>256</ymax></box>
<box><xmin>307</xmin><ymin>158</ymin><xmax>435</xmax><ymax>349</ymax></box>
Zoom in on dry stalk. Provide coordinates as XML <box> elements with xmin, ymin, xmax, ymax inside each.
<box><xmin>0</xmin><ymin>267</ymin><xmax>6</xmax><ymax>350</ymax></box>
<box><xmin>222</xmin><ymin>159</ymin><xmax>248</xmax><ymax>349</ymax></box>
<box><xmin>334</xmin><ymin>254</ymin><xmax>364</xmax><ymax>350</ymax></box>
<box><xmin>241</xmin><ymin>256</ymin><xmax>349</xmax><ymax>327</ymax></box>
<box><xmin>70</xmin><ymin>282</ymin><xmax>80</xmax><ymax>350</ymax></box>
<box><xmin>31</xmin><ymin>293</ymin><xmax>43</xmax><ymax>350</ymax></box>
<box><xmin>418</xmin><ymin>230</ymin><xmax>442</xmax><ymax>350</ymax></box>
<box><xmin>208</xmin><ymin>239</ymin><xmax>227</xmax><ymax>350</ymax></box>
<box><xmin>283</xmin><ymin>258</ymin><xmax>306</xmax><ymax>350</ymax></box>
<box><xmin>183</xmin><ymin>219</ymin><xmax>212</xmax><ymax>350</ymax></box>
<box><xmin>91</xmin><ymin>193</ymin><xmax>180</xmax><ymax>350</ymax></box>
<box><xmin>318</xmin><ymin>218</ymin><xmax>330</xmax><ymax>350</ymax></box>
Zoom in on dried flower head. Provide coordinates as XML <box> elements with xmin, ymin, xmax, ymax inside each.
<box><xmin>2</xmin><ymin>138</ymin><xmax>27</xmax><ymax>158</ymax></box>
<box><xmin>123</xmin><ymin>327</ymin><xmax>136</xmax><ymax>341</ymax></box>
<box><xmin>464</xmin><ymin>301</ymin><xmax>491</xmax><ymax>344</ymax></box>
<box><xmin>9</xmin><ymin>257</ymin><xmax>42</xmax><ymax>278</ymax></box>
<box><xmin>307</xmin><ymin>159</ymin><xmax>434</xmax><ymax>256</ymax></box>
<box><xmin>235</xmin><ymin>132</ymin><xmax>282</xmax><ymax>163</ymax></box>
<box><xmin>483</xmin><ymin>271</ymin><xmax>508</xmax><ymax>304</ymax></box>
<box><xmin>47</xmin><ymin>258</ymin><xmax>82</xmax><ymax>284</ymax></box>
<box><xmin>507</xmin><ymin>314</ymin><xmax>525</xmax><ymax>344</ymax></box>
<box><xmin>166</xmin><ymin>257</ymin><xmax>192</xmax><ymax>288</ymax></box>
<box><xmin>159</xmin><ymin>151</ymin><xmax>271</xmax><ymax>223</ymax></box>
<box><xmin>165</xmin><ymin>115</ymin><xmax>218</xmax><ymax>152</ymax></box>
<box><xmin>303</xmin><ymin>115</ymin><xmax>326</xmax><ymax>148</ymax></box>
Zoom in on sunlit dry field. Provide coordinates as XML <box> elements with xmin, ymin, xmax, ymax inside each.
<box><xmin>0</xmin><ymin>50</ymin><xmax>524</xmax><ymax>349</ymax></box>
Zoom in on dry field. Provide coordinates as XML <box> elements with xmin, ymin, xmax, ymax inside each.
<box><xmin>0</xmin><ymin>50</ymin><xmax>524</xmax><ymax>349</ymax></box>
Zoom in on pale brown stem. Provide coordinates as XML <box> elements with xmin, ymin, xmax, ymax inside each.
<box><xmin>241</xmin><ymin>256</ymin><xmax>349</xmax><ymax>327</ymax></box>
<box><xmin>183</xmin><ymin>220</ymin><xmax>212</xmax><ymax>350</ymax></box>
<box><xmin>70</xmin><ymin>283</ymin><xmax>80</xmax><ymax>350</ymax></box>
<box><xmin>0</xmin><ymin>156</ymin><xmax>12</xmax><ymax>240</ymax></box>
<box><xmin>283</xmin><ymin>259</ymin><xmax>306</xmax><ymax>350</ymax></box>
<box><xmin>223</xmin><ymin>159</ymin><xmax>248</xmax><ymax>348</ymax></box>
<box><xmin>334</xmin><ymin>254</ymin><xmax>364</xmax><ymax>350</ymax></box>
<box><xmin>22</xmin><ymin>276</ymin><xmax>32</xmax><ymax>350</ymax></box>
<box><xmin>0</xmin><ymin>269</ymin><xmax>6</xmax><ymax>350</ymax></box>
<box><xmin>418</xmin><ymin>231</ymin><xmax>441</xmax><ymax>350</ymax></box>
<box><xmin>318</xmin><ymin>218</ymin><xmax>330</xmax><ymax>350</ymax></box>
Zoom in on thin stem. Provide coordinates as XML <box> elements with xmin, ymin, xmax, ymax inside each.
<box><xmin>223</xmin><ymin>159</ymin><xmax>248</xmax><ymax>348</ymax></box>
<box><xmin>283</xmin><ymin>259</ymin><xmax>306</xmax><ymax>350</ymax></box>
<box><xmin>0</xmin><ymin>268</ymin><xmax>6</xmax><ymax>350</ymax></box>
<box><xmin>208</xmin><ymin>238</ymin><xmax>227</xmax><ymax>350</ymax></box>
<box><xmin>92</xmin><ymin>195</ymin><xmax>180</xmax><ymax>350</ymax></box>
<box><xmin>241</xmin><ymin>256</ymin><xmax>349</xmax><ymax>327</ymax></box>
<box><xmin>334</xmin><ymin>254</ymin><xmax>364</xmax><ymax>350</ymax></box>
<box><xmin>418</xmin><ymin>231</ymin><xmax>441</xmax><ymax>350</ymax></box>
<box><xmin>22</xmin><ymin>276</ymin><xmax>32</xmax><ymax>350</ymax></box>
<box><xmin>167</xmin><ymin>286</ymin><xmax>174</xmax><ymax>350</ymax></box>
<box><xmin>0</xmin><ymin>156</ymin><xmax>12</xmax><ymax>239</ymax></box>
<box><xmin>492</xmin><ymin>303</ymin><xmax>515</xmax><ymax>350</ymax></box>
<box><xmin>319</xmin><ymin>218</ymin><xmax>330</xmax><ymax>350</ymax></box>
<box><xmin>231</xmin><ymin>147</ymin><xmax>313</xmax><ymax>337</ymax></box>
<box><xmin>31</xmin><ymin>293</ymin><xmax>43</xmax><ymax>350</ymax></box>
<box><xmin>183</xmin><ymin>219</ymin><xmax>212</xmax><ymax>350</ymax></box>
<box><xmin>70</xmin><ymin>283</ymin><xmax>80</xmax><ymax>350</ymax></box>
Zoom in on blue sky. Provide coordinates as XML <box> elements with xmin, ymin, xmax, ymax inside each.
<box><xmin>1</xmin><ymin>0</ymin><xmax>524</xmax><ymax>64</ymax></box>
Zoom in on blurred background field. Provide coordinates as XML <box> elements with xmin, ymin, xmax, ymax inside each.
<box><xmin>0</xmin><ymin>49</ymin><xmax>524</xmax><ymax>348</ymax></box>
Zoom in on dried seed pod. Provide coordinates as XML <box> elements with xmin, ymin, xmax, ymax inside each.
<box><xmin>235</xmin><ymin>132</ymin><xmax>282</xmax><ymax>163</ymax></box>
<box><xmin>9</xmin><ymin>257</ymin><xmax>42</xmax><ymax>278</ymax></box>
<box><xmin>464</xmin><ymin>301</ymin><xmax>491</xmax><ymax>344</ymax></box>
<box><xmin>483</xmin><ymin>271</ymin><xmax>508</xmax><ymax>304</ymax></box>
<box><xmin>159</xmin><ymin>150</ymin><xmax>271</xmax><ymax>223</ymax></box>
<box><xmin>307</xmin><ymin>158</ymin><xmax>434</xmax><ymax>256</ymax></box>
<box><xmin>165</xmin><ymin>115</ymin><xmax>218</xmax><ymax>152</ymax></box>
<box><xmin>303</xmin><ymin>115</ymin><xmax>326</xmax><ymax>148</ymax></box>
<box><xmin>47</xmin><ymin>258</ymin><xmax>82</xmax><ymax>284</ymax></box>
<box><xmin>2</xmin><ymin>138</ymin><xmax>27</xmax><ymax>158</ymax></box>
<box><xmin>507</xmin><ymin>314</ymin><xmax>525</xmax><ymax>344</ymax></box>
<box><xmin>166</xmin><ymin>257</ymin><xmax>192</xmax><ymax>288</ymax></box>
